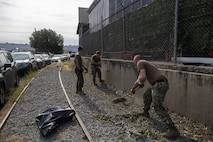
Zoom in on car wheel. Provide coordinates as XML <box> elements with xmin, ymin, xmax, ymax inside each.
<box><xmin>15</xmin><ymin>74</ymin><xmax>19</xmax><ymax>87</ymax></box>
<box><xmin>37</xmin><ymin>63</ymin><xmax>40</xmax><ymax>69</ymax></box>
<box><xmin>28</xmin><ymin>64</ymin><xmax>32</xmax><ymax>72</ymax></box>
<box><xmin>0</xmin><ymin>84</ymin><xmax>6</xmax><ymax>107</ymax></box>
<box><xmin>35</xmin><ymin>63</ymin><xmax>38</xmax><ymax>71</ymax></box>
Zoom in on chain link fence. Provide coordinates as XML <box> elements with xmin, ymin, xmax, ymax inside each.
<box><xmin>177</xmin><ymin>0</ymin><xmax>213</xmax><ymax>58</ymax></box>
<box><xmin>80</xmin><ymin>0</ymin><xmax>213</xmax><ymax>62</ymax></box>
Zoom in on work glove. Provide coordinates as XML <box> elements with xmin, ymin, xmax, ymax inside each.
<box><xmin>84</xmin><ymin>67</ymin><xmax>88</xmax><ymax>73</ymax></box>
<box><xmin>130</xmin><ymin>89</ymin><xmax>136</xmax><ymax>94</ymax></box>
<box><xmin>130</xmin><ymin>84</ymin><xmax>143</xmax><ymax>94</ymax></box>
<box><xmin>76</xmin><ymin>68</ymin><xmax>83</xmax><ymax>73</ymax></box>
<box><xmin>138</xmin><ymin>84</ymin><xmax>144</xmax><ymax>88</ymax></box>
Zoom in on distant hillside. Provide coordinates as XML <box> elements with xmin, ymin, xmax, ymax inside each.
<box><xmin>0</xmin><ymin>43</ymin><xmax>78</xmax><ymax>53</ymax></box>
<box><xmin>0</xmin><ymin>43</ymin><xmax>35</xmax><ymax>52</ymax></box>
<box><xmin>64</xmin><ymin>45</ymin><xmax>78</xmax><ymax>52</ymax></box>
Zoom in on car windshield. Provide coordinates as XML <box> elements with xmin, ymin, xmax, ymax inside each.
<box><xmin>42</xmin><ymin>55</ymin><xmax>49</xmax><ymax>58</ymax></box>
<box><xmin>53</xmin><ymin>55</ymin><xmax>61</xmax><ymax>57</ymax></box>
<box><xmin>12</xmin><ymin>54</ymin><xmax>30</xmax><ymax>60</ymax></box>
<box><xmin>0</xmin><ymin>53</ymin><xmax>5</xmax><ymax>67</ymax></box>
<box><xmin>35</xmin><ymin>55</ymin><xmax>42</xmax><ymax>59</ymax></box>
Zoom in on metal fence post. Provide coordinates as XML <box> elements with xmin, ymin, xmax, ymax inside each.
<box><xmin>101</xmin><ymin>16</ymin><xmax>104</xmax><ymax>54</ymax></box>
<box><xmin>118</xmin><ymin>0</ymin><xmax>126</xmax><ymax>54</ymax></box>
<box><xmin>173</xmin><ymin>0</ymin><xmax>179</xmax><ymax>63</ymax></box>
<box><xmin>123</xmin><ymin>9</ymin><xmax>126</xmax><ymax>53</ymax></box>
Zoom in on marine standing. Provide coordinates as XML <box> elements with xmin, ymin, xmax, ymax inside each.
<box><xmin>74</xmin><ymin>46</ymin><xmax>88</xmax><ymax>94</ymax></box>
<box><xmin>90</xmin><ymin>51</ymin><xmax>104</xmax><ymax>85</ymax></box>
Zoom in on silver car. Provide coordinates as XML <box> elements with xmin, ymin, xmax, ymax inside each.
<box><xmin>35</xmin><ymin>54</ymin><xmax>46</xmax><ymax>68</ymax></box>
<box><xmin>11</xmin><ymin>52</ymin><xmax>38</xmax><ymax>75</ymax></box>
<box><xmin>41</xmin><ymin>54</ymin><xmax>51</xmax><ymax>65</ymax></box>
<box><xmin>0</xmin><ymin>50</ymin><xmax>19</xmax><ymax>107</ymax></box>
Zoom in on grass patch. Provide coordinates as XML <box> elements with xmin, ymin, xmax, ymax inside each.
<box><xmin>69</xmin><ymin>61</ymin><xmax>75</xmax><ymax>69</ymax></box>
<box><xmin>61</xmin><ymin>61</ymin><xmax>74</xmax><ymax>71</ymax></box>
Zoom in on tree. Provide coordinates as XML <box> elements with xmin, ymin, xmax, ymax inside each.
<box><xmin>29</xmin><ymin>28</ymin><xmax>64</xmax><ymax>53</ymax></box>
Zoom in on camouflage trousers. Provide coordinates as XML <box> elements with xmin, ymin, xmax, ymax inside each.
<box><xmin>143</xmin><ymin>81</ymin><xmax>174</xmax><ymax>128</ymax></box>
<box><xmin>75</xmin><ymin>68</ymin><xmax>84</xmax><ymax>92</ymax></box>
<box><xmin>91</xmin><ymin>65</ymin><xmax>102</xmax><ymax>83</ymax></box>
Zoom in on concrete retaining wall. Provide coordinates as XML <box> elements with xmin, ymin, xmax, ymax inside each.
<box><xmin>83</xmin><ymin>57</ymin><xmax>213</xmax><ymax>128</ymax></box>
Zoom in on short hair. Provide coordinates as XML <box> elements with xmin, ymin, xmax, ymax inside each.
<box><xmin>133</xmin><ymin>54</ymin><xmax>143</xmax><ymax>61</ymax></box>
<box><xmin>78</xmin><ymin>46</ymin><xmax>83</xmax><ymax>51</ymax></box>
<box><xmin>96</xmin><ymin>51</ymin><xmax>100</xmax><ymax>54</ymax></box>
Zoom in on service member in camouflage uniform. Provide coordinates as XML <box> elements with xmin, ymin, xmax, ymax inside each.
<box><xmin>90</xmin><ymin>51</ymin><xmax>104</xmax><ymax>85</ymax></box>
<box><xmin>74</xmin><ymin>46</ymin><xmax>88</xmax><ymax>94</ymax></box>
<box><xmin>130</xmin><ymin>55</ymin><xmax>180</xmax><ymax>139</ymax></box>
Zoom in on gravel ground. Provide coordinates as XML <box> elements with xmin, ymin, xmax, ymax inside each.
<box><xmin>0</xmin><ymin>62</ymin><xmax>212</xmax><ymax>142</ymax></box>
<box><xmin>0</xmin><ymin>65</ymin><xmax>87</xmax><ymax>142</ymax></box>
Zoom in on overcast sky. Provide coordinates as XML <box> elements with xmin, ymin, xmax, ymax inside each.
<box><xmin>0</xmin><ymin>0</ymin><xmax>93</xmax><ymax>45</ymax></box>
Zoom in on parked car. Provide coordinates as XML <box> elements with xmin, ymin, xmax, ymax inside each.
<box><xmin>51</xmin><ymin>54</ymin><xmax>65</xmax><ymax>62</ymax></box>
<box><xmin>0</xmin><ymin>50</ymin><xmax>19</xmax><ymax>107</ymax></box>
<box><xmin>69</xmin><ymin>51</ymin><xmax>76</xmax><ymax>57</ymax></box>
<box><xmin>35</xmin><ymin>54</ymin><xmax>46</xmax><ymax>68</ymax></box>
<box><xmin>62</xmin><ymin>54</ymin><xmax>70</xmax><ymax>61</ymax></box>
<box><xmin>11</xmin><ymin>52</ymin><xmax>38</xmax><ymax>75</ymax></box>
<box><xmin>41</xmin><ymin>54</ymin><xmax>51</xmax><ymax>65</ymax></box>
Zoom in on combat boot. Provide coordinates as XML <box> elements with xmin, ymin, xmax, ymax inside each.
<box><xmin>162</xmin><ymin>126</ymin><xmax>180</xmax><ymax>139</ymax></box>
<box><xmin>93</xmin><ymin>80</ymin><xmax>97</xmax><ymax>86</ymax></box>
<box><xmin>93</xmin><ymin>82</ymin><xmax>98</xmax><ymax>86</ymax></box>
<box><xmin>137</xmin><ymin>111</ymin><xmax>150</xmax><ymax>118</ymax></box>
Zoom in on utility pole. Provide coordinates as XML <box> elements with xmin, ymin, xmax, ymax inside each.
<box><xmin>101</xmin><ymin>16</ymin><xmax>104</xmax><ymax>54</ymax></box>
<box><xmin>118</xmin><ymin>0</ymin><xmax>126</xmax><ymax>53</ymax></box>
<box><xmin>174</xmin><ymin>0</ymin><xmax>179</xmax><ymax>63</ymax></box>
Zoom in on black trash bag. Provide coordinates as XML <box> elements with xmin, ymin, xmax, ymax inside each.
<box><xmin>36</xmin><ymin>106</ymin><xmax>75</xmax><ymax>136</ymax></box>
